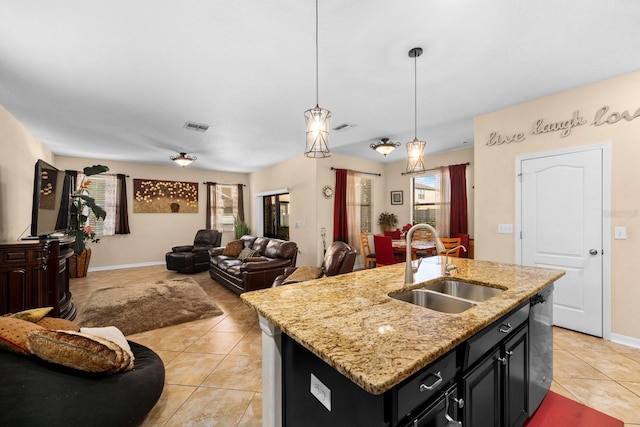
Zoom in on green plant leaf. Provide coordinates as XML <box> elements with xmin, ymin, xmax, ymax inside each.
<box><xmin>78</xmin><ymin>195</ymin><xmax>107</xmax><ymax>220</ymax></box>
<box><xmin>83</xmin><ymin>165</ymin><xmax>109</xmax><ymax>176</ymax></box>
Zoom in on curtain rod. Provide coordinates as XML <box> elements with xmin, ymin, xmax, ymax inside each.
<box><xmin>71</xmin><ymin>170</ymin><xmax>129</xmax><ymax>177</ymax></box>
<box><xmin>330</xmin><ymin>167</ymin><xmax>381</xmax><ymax>177</ymax></box>
<box><xmin>203</xmin><ymin>181</ymin><xmax>246</xmax><ymax>186</ymax></box>
<box><xmin>401</xmin><ymin>162</ymin><xmax>470</xmax><ymax>176</ymax></box>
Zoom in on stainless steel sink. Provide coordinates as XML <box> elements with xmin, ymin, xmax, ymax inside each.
<box><xmin>390</xmin><ymin>279</ymin><xmax>503</xmax><ymax>313</ymax></box>
<box><xmin>391</xmin><ymin>289</ymin><xmax>476</xmax><ymax>313</ymax></box>
<box><xmin>421</xmin><ymin>279</ymin><xmax>503</xmax><ymax>302</ymax></box>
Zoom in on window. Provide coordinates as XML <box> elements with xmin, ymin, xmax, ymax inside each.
<box><xmin>346</xmin><ymin>173</ymin><xmax>372</xmax><ymax>248</ymax></box>
<box><xmin>359</xmin><ymin>178</ymin><xmax>372</xmax><ymax>233</ymax></box>
<box><xmin>412</xmin><ymin>174</ymin><xmax>439</xmax><ymax>227</ymax></box>
<box><xmin>77</xmin><ymin>173</ymin><xmax>117</xmax><ymax>237</ymax></box>
<box><xmin>263</xmin><ymin>193</ymin><xmax>289</xmax><ymax>240</ymax></box>
<box><xmin>212</xmin><ymin>184</ymin><xmax>239</xmax><ymax>232</ymax></box>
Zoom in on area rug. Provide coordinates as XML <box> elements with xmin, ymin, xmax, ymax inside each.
<box><xmin>524</xmin><ymin>391</ymin><xmax>624</xmax><ymax>427</ymax></box>
<box><xmin>76</xmin><ymin>278</ymin><xmax>223</xmax><ymax>335</ymax></box>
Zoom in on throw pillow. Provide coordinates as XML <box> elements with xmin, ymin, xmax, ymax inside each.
<box><xmin>237</xmin><ymin>247</ymin><xmax>258</xmax><ymax>261</ymax></box>
<box><xmin>81</xmin><ymin>326</ymin><xmax>134</xmax><ymax>360</ymax></box>
<box><xmin>27</xmin><ymin>329</ymin><xmax>134</xmax><ymax>374</ymax></box>
<box><xmin>8</xmin><ymin>307</ymin><xmax>53</xmax><ymax>323</ymax></box>
<box><xmin>283</xmin><ymin>266</ymin><xmax>324</xmax><ymax>284</ymax></box>
<box><xmin>37</xmin><ymin>317</ymin><xmax>81</xmax><ymax>332</ymax></box>
<box><xmin>223</xmin><ymin>239</ymin><xmax>244</xmax><ymax>257</ymax></box>
<box><xmin>0</xmin><ymin>316</ymin><xmax>45</xmax><ymax>355</ymax></box>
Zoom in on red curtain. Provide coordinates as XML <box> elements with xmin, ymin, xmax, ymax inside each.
<box><xmin>333</xmin><ymin>169</ymin><xmax>348</xmax><ymax>243</ymax></box>
<box><xmin>449</xmin><ymin>164</ymin><xmax>468</xmax><ymax>240</ymax></box>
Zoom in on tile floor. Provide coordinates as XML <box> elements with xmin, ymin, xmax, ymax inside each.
<box><xmin>70</xmin><ymin>265</ymin><xmax>640</xmax><ymax>426</ymax></box>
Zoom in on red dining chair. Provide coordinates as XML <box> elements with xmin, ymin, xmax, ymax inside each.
<box><xmin>373</xmin><ymin>235</ymin><xmax>403</xmax><ymax>267</ymax></box>
<box><xmin>383</xmin><ymin>229</ymin><xmax>401</xmax><ymax>240</ymax></box>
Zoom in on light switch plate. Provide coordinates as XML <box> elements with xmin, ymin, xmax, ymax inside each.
<box><xmin>310</xmin><ymin>373</ymin><xmax>331</xmax><ymax>411</ymax></box>
<box><xmin>498</xmin><ymin>224</ymin><xmax>513</xmax><ymax>234</ymax></box>
<box><xmin>614</xmin><ymin>226</ymin><xmax>627</xmax><ymax>240</ymax></box>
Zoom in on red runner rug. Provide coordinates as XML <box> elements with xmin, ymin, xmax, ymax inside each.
<box><xmin>524</xmin><ymin>391</ymin><xmax>624</xmax><ymax>427</ymax></box>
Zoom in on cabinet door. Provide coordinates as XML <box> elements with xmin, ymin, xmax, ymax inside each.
<box><xmin>463</xmin><ymin>347</ymin><xmax>501</xmax><ymax>427</ymax></box>
<box><xmin>504</xmin><ymin>326</ymin><xmax>529</xmax><ymax>427</ymax></box>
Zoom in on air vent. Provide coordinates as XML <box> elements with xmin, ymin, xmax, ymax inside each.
<box><xmin>333</xmin><ymin>123</ymin><xmax>357</xmax><ymax>132</ymax></box>
<box><xmin>184</xmin><ymin>122</ymin><xmax>211</xmax><ymax>132</ymax></box>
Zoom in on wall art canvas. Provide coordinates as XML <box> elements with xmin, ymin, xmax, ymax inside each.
<box><xmin>133</xmin><ymin>179</ymin><xmax>199</xmax><ymax>213</ymax></box>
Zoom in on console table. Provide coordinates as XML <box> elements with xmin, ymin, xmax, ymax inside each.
<box><xmin>0</xmin><ymin>237</ymin><xmax>76</xmax><ymax>319</ymax></box>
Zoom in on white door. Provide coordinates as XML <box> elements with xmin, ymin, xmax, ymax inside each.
<box><xmin>520</xmin><ymin>148</ymin><xmax>603</xmax><ymax>337</ymax></box>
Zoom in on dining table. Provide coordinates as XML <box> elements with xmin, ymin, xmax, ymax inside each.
<box><xmin>391</xmin><ymin>239</ymin><xmax>436</xmax><ymax>260</ymax></box>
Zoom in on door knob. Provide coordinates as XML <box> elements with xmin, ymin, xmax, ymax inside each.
<box><xmin>589</xmin><ymin>249</ymin><xmax>598</xmax><ymax>255</ymax></box>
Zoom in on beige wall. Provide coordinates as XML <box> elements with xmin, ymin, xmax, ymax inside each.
<box><xmin>54</xmin><ymin>156</ymin><xmax>249</xmax><ymax>268</ymax></box>
<box><xmin>249</xmin><ymin>155</ymin><xmax>319</xmax><ymax>267</ymax></box>
<box><xmin>474</xmin><ymin>70</ymin><xmax>640</xmax><ymax>339</ymax></box>
<box><xmin>0</xmin><ymin>105</ymin><xmax>54</xmax><ymax>242</ymax></box>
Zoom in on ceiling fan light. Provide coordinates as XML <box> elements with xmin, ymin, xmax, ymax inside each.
<box><xmin>304</xmin><ymin>105</ymin><xmax>332</xmax><ymax>158</ymax></box>
<box><xmin>170</xmin><ymin>152</ymin><xmax>197</xmax><ymax>167</ymax></box>
<box><xmin>371</xmin><ymin>138</ymin><xmax>401</xmax><ymax>156</ymax></box>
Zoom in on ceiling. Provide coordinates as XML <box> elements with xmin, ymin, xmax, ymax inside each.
<box><xmin>2</xmin><ymin>1</ymin><xmax>640</xmax><ymax>173</ymax></box>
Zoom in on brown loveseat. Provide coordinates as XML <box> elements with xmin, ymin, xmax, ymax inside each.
<box><xmin>209</xmin><ymin>235</ymin><xmax>298</xmax><ymax>294</ymax></box>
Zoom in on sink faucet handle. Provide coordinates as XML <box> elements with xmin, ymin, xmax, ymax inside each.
<box><xmin>411</xmin><ymin>257</ymin><xmax>423</xmax><ymax>273</ymax></box>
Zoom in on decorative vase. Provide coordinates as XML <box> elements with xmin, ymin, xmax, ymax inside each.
<box><xmin>69</xmin><ymin>247</ymin><xmax>92</xmax><ymax>278</ymax></box>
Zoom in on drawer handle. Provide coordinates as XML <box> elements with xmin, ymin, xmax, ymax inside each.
<box><xmin>498</xmin><ymin>323</ymin><xmax>512</xmax><ymax>334</ymax></box>
<box><xmin>419</xmin><ymin>371</ymin><xmax>443</xmax><ymax>392</ymax></box>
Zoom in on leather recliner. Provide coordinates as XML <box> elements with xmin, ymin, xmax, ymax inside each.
<box><xmin>272</xmin><ymin>241</ymin><xmax>357</xmax><ymax>287</ymax></box>
<box><xmin>166</xmin><ymin>229</ymin><xmax>222</xmax><ymax>273</ymax></box>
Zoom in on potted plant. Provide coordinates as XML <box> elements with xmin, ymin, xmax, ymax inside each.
<box><xmin>68</xmin><ymin>165</ymin><xmax>109</xmax><ymax>277</ymax></box>
<box><xmin>234</xmin><ymin>216</ymin><xmax>251</xmax><ymax>240</ymax></box>
<box><xmin>378</xmin><ymin>211</ymin><xmax>398</xmax><ymax>232</ymax></box>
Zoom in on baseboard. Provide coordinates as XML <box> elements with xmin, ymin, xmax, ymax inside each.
<box><xmin>88</xmin><ymin>261</ymin><xmax>165</xmax><ymax>272</ymax></box>
<box><xmin>609</xmin><ymin>332</ymin><xmax>640</xmax><ymax>349</ymax></box>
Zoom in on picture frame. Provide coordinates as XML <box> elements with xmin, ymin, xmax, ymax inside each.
<box><xmin>391</xmin><ymin>190</ymin><xmax>403</xmax><ymax>205</ymax></box>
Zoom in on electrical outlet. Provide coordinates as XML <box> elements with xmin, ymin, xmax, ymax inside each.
<box><xmin>498</xmin><ymin>224</ymin><xmax>513</xmax><ymax>234</ymax></box>
<box><xmin>310</xmin><ymin>373</ymin><xmax>331</xmax><ymax>411</ymax></box>
<box><xmin>614</xmin><ymin>226</ymin><xmax>627</xmax><ymax>240</ymax></box>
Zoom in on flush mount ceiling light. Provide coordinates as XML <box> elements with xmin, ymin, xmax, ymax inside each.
<box><xmin>371</xmin><ymin>138</ymin><xmax>401</xmax><ymax>157</ymax></box>
<box><xmin>304</xmin><ymin>0</ymin><xmax>331</xmax><ymax>158</ymax></box>
<box><xmin>405</xmin><ymin>47</ymin><xmax>428</xmax><ymax>174</ymax></box>
<box><xmin>170</xmin><ymin>152</ymin><xmax>197</xmax><ymax>167</ymax></box>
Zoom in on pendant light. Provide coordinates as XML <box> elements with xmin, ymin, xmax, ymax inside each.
<box><xmin>371</xmin><ymin>138</ymin><xmax>401</xmax><ymax>156</ymax></box>
<box><xmin>304</xmin><ymin>0</ymin><xmax>331</xmax><ymax>158</ymax></box>
<box><xmin>405</xmin><ymin>47</ymin><xmax>427</xmax><ymax>174</ymax></box>
<box><xmin>171</xmin><ymin>152</ymin><xmax>196</xmax><ymax>167</ymax></box>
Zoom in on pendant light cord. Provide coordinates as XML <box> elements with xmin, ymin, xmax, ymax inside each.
<box><xmin>414</xmin><ymin>53</ymin><xmax>417</xmax><ymax>139</ymax></box>
<box><xmin>315</xmin><ymin>0</ymin><xmax>319</xmax><ymax>107</ymax></box>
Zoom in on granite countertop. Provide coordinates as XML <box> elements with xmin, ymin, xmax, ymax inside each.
<box><xmin>240</xmin><ymin>256</ymin><xmax>564</xmax><ymax>395</ymax></box>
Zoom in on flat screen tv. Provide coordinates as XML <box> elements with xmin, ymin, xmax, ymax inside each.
<box><xmin>30</xmin><ymin>159</ymin><xmax>70</xmax><ymax>238</ymax></box>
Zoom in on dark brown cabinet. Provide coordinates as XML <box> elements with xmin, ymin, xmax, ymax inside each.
<box><xmin>0</xmin><ymin>238</ymin><xmax>75</xmax><ymax>319</ymax></box>
<box><xmin>463</xmin><ymin>308</ymin><xmax>529</xmax><ymax>427</ymax></box>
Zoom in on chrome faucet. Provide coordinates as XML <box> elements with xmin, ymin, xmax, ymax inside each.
<box><xmin>405</xmin><ymin>224</ymin><xmax>445</xmax><ymax>285</ymax></box>
<box><xmin>444</xmin><ymin>245</ymin><xmax>467</xmax><ymax>276</ymax></box>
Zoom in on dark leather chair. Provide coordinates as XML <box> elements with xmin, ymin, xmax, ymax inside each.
<box><xmin>272</xmin><ymin>241</ymin><xmax>356</xmax><ymax>287</ymax></box>
<box><xmin>166</xmin><ymin>229</ymin><xmax>222</xmax><ymax>273</ymax></box>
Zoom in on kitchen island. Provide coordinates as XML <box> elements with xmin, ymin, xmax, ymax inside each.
<box><xmin>241</xmin><ymin>256</ymin><xmax>564</xmax><ymax>427</ymax></box>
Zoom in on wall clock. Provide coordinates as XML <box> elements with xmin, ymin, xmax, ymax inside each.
<box><xmin>322</xmin><ymin>185</ymin><xmax>334</xmax><ymax>199</ymax></box>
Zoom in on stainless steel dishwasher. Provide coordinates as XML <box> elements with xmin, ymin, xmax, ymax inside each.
<box><xmin>528</xmin><ymin>283</ymin><xmax>554</xmax><ymax>414</ymax></box>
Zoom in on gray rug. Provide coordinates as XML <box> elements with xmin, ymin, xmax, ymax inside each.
<box><xmin>77</xmin><ymin>278</ymin><xmax>223</xmax><ymax>335</ymax></box>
